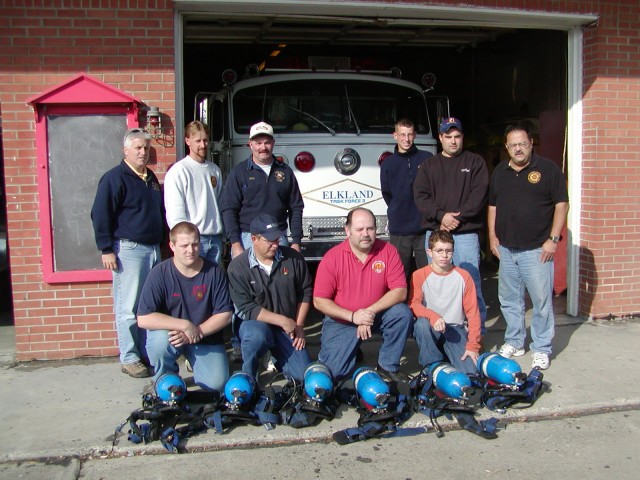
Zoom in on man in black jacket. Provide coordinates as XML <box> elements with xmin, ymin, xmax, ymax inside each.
<box><xmin>413</xmin><ymin>117</ymin><xmax>489</xmax><ymax>333</ymax></box>
<box><xmin>226</xmin><ymin>214</ymin><xmax>312</xmax><ymax>381</ymax></box>
<box><xmin>380</xmin><ymin>118</ymin><xmax>433</xmax><ymax>281</ymax></box>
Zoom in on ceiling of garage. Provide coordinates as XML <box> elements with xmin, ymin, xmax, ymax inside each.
<box><xmin>183</xmin><ymin>14</ymin><xmax>511</xmax><ymax>49</ymax></box>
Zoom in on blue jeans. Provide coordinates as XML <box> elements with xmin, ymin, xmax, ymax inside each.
<box><xmin>413</xmin><ymin>318</ymin><xmax>477</xmax><ymax>374</ymax></box>
<box><xmin>229</xmin><ymin>232</ymin><xmax>290</xmax><ymax>350</ymax></box>
<box><xmin>237</xmin><ymin>319</ymin><xmax>311</xmax><ymax>381</ymax></box>
<box><xmin>200</xmin><ymin>234</ymin><xmax>222</xmax><ymax>265</ymax></box>
<box><xmin>318</xmin><ymin>303</ymin><xmax>413</xmax><ymax>381</ymax></box>
<box><xmin>498</xmin><ymin>245</ymin><xmax>555</xmax><ymax>355</ymax></box>
<box><xmin>113</xmin><ymin>239</ymin><xmax>160</xmax><ymax>365</ymax></box>
<box><xmin>146</xmin><ymin>329</ymin><xmax>229</xmax><ymax>392</ymax></box>
<box><xmin>426</xmin><ymin>231</ymin><xmax>487</xmax><ymax>333</ymax></box>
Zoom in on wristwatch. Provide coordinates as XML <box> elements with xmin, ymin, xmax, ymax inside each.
<box><xmin>549</xmin><ymin>235</ymin><xmax>561</xmax><ymax>243</ymax></box>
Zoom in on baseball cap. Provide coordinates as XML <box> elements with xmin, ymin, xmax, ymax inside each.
<box><xmin>249</xmin><ymin>122</ymin><xmax>274</xmax><ymax>139</ymax></box>
<box><xmin>439</xmin><ymin>117</ymin><xmax>463</xmax><ymax>134</ymax></box>
<box><xmin>250</xmin><ymin>213</ymin><xmax>284</xmax><ymax>242</ymax></box>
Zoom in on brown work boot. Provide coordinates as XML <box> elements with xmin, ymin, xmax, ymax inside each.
<box><xmin>121</xmin><ymin>361</ymin><xmax>150</xmax><ymax>378</ymax></box>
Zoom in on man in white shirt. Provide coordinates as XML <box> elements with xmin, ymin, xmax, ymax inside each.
<box><xmin>164</xmin><ymin>121</ymin><xmax>224</xmax><ymax>264</ymax></box>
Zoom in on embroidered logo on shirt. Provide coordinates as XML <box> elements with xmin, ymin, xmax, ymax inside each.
<box><xmin>210</xmin><ymin>176</ymin><xmax>217</xmax><ymax>188</ymax></box>
<box><xmin>282</xmin><ymin>266</ymin><xmax>289</xmax><ymax>275</ymax></box>
<box><xmin>275</xmin><ymin>170</ymin><xmax>285</xmax><ymax>182</ymax></box>
<box><xmin>372</xmin><ymin>260</ymin><xmax>385</xmax><ymax>273</ymax></box>
<box><xmin>192</xmin><ymin>284</ymin><xmax>206</xmax><ymax>301</ymax></box>
<box><xmin>461</xmin><ymin>168</ymin><xmax>470</xmax><ymax>173</ymax></box>
<box><xmin>528</xmin><ymin>171</ymin><xmax>542</xmax><ymax>184</ymax></box>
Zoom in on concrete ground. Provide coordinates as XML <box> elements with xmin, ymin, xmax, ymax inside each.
<box><xmin>1</xmin><ymin>263</ymin><xmax>639</xmax><ymax>474</ymax></box>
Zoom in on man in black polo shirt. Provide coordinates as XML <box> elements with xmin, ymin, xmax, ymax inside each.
<box><xmin>488</xmin><ymin>122</ymin><xmax>569</xmax><ymax>370</ymax></box>
<box><xmin>226</xmin><ymin>213</ymin><xmax>312</xmax><ymax>380</ymax></box>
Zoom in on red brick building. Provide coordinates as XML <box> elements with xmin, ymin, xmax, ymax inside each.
<box><xmin>0</xmin><ymin>0</ymin><xmax>638</xmax><ymax>360</ymax></box>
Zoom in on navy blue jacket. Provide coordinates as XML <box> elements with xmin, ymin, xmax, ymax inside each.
<box><xmin>91</xmin><ymin>160</ymin><xmax>165</xmax><ymax>254</ymax></box>
<box><xmin>221</xmin><ymin>156</ymin><xmax>304</xmax><ymax>244</ymax></box>
<box><xmin>380</xmin><ymin>145</ymin><xmax>432</xmax><ymax>236</ymax></box>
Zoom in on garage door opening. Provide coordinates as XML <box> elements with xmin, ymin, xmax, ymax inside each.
<box><xmin>175</xmin><ymin>4</ymin><xmax>589</xmax><ymax>319</ymax></box>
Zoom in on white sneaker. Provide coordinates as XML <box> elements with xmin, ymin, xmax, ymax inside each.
<box><xmin>262</xmin><ymin>351</ymin><xmax>277</xmax><ymax>372</ymax></box>
<box><xmin>266</xmin><ymin>356</ymin><xmax>277</xmax><ymax>372</ymax></box>
<box><xmin>185</xmin><ymin>358</ymin><xmax>193</xmax><ymax>373</ymax></box>
<box><xmin>532</xmin><ymin>352</ymin><xmax>550</xmax><ymax>370</ymax></box>
<box><xmin>498</xmin><ymin>343</ymin><xmax>525</xmax><ymax>358</ymax></box>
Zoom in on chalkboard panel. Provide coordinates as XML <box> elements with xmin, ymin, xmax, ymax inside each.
<box><xmin>47</xmin><ymin>114</ymin><xmax>127</xmax><ymax>271</ymax></box>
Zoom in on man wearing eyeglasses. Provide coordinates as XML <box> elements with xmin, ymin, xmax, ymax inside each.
<box><xmin>91</xmin><ymin>128</ymin><xmax>165</xmax><ymax>378</ymax></box>
<box><xmin>410</xmin><ymin>230</ymin><xmax>481</xmax><ymax>374</ymax></box>
<box><xmin>380</xmin><ymin>118</ymin><xmax>433</xmax><ymax>282</ymax></box>
<box><xmin>488</xmin><ymin>123</ymin><xmax>569</xmax><ymax>371</ymax></box>
<box><xmin>226</xmin><ymin>213</ymin><xmax>312</xmax><ymax>380</ymax></box>
<box><xmin>413</xmin><ymin>117</ymin><xmax>489</xmax><ymax>334</ymax></box>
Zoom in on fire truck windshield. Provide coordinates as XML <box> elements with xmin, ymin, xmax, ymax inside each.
<box><xmin>232</xmin><ymin>78</ymin><xmax>430</xmax><ymax>136</ymax></box>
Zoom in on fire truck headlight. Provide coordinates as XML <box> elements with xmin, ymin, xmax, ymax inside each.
<box><xmin>294</xmin><ymin>151</ymin><xmax>315</xmax><ymax>173</ymax></box>
<box><xmin>334</xmin><ymin>148</ymin><xmax>361</xmax><ymax>176</ymax></box>
<box><xmin>378</xmin><ymin>151</ymin><xmax>393</xmax><ymax>166</ymax></box>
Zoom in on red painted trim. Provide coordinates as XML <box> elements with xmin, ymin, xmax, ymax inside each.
<box><xmin>31</xmin><ymin>75</ymin><xmax>143</xmax><ymax>284</ymax></box>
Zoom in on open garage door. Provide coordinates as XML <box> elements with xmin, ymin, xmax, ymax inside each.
<box><xmin>174</xmin><ymin>1</ymin><xmax>597</xmax><ymax>316</ymax></box>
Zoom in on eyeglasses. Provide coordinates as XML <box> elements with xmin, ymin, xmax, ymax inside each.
<box><xmin>258</xmin><ymin>236</ymin><xmax>280</xmax><ymax>246</ymax></box>
<box><xmin>432</xmin><ymin>249</ymin><xmax>454</xmax><ymax>256</ymax></box>
<box><xmin>506</xmin><ymin>141</ymin><xmax>530</xmax><ymax>150</ymax></box>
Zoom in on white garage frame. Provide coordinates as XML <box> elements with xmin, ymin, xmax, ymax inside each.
<box><xmin>174</xmin><ymin>0</ymin><xmax>597</xmax><ymax>317</ymax></box>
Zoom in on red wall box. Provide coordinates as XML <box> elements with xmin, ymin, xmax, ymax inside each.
<box><xmin>27</xmin><ymin>73</ymin><xmax>143</xmax><ymax>283</ymax></box>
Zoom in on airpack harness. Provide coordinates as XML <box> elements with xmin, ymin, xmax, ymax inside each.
<box><xmin>410</xmin><ymin>369</ymin><xmax>500</xmax><ymax>440</ymax></box>
<box><xmin>114</xmin><ymin>391</ymin><xmax>213</xmax><ymax>453</ymax></box>
<box><xmin>202</xmin><ymin>379</ymin><xmax>281</xmax><ymax>434</ymax></box>
<box><xmin>332</xmin><ymin>376</ymin><xmax>413</xmax><ymax>445</ymax></box>
<box><xmin>476</xmin><ymin>368</ymin><xmax>545</xmax><ymax>412</ymax></box>
<box><xmin>277</xmin><ymin>373</ymin><xmax>339</xmax><ymax>429</ymax></box>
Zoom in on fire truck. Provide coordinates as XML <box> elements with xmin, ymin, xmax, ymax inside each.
<box><xmin>195</xmin><ymin>62</ymin><xmax>446</xmax><ymax>259</ymax></box>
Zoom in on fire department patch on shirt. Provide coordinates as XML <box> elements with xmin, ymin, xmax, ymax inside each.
<box><xmin>372</xmin><ymin>260</ymin><xmax>385</xmax><ymax>273</ymax></box>
<box><xmin>274</xmin><ymin>170</ymin><xmax>285</xmax><ymax>182</ymax></box>
<box><xmin>210</xmin><ymin>175</ymin><xmax>217</xmax><ymax>188</ymax></box>
<box><xmin>192</xmin><ymin>284</ymin><xmax>206</xmax><ymax>301</ymax></box>
<box><xmin>528</xmin><ymin>171</ymin><xmax>541</xmax><ymax>184</ymax></box>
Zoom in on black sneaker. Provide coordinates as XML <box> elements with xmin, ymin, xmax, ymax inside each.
<box><xmin>375</xmin><ymin>364</ymin><xmax>409</xmax><ymax>384</ymax></box>
<box><xmin>229</xmin><ymin>347</ymin><xmax>243</xmax><ymax>363</ymax></box>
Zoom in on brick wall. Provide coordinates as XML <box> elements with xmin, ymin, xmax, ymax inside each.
<box><xmin>579</xmin><ymin>0</ymin><xmax>640</xmax><ymax>319</ymax></box>
<box><xmin>1</xmin><ymin>0</ymin><xmax>639</xmax><ymax>360</ymax></box>
<box><xmin>0</xmin><ymin>0</ymin><xmax>175</xmax><ymax>360</ymax></box>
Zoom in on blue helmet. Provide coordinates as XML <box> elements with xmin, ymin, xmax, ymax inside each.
<box><xmin>224</xmin><ymin>371</ymin><xmax>256</xmax><ymax>406</ymax></box>
<box><xmin>155</xmin><ymin>373</ymin><xmax>187</xmax><ymax>403</ymax></box>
